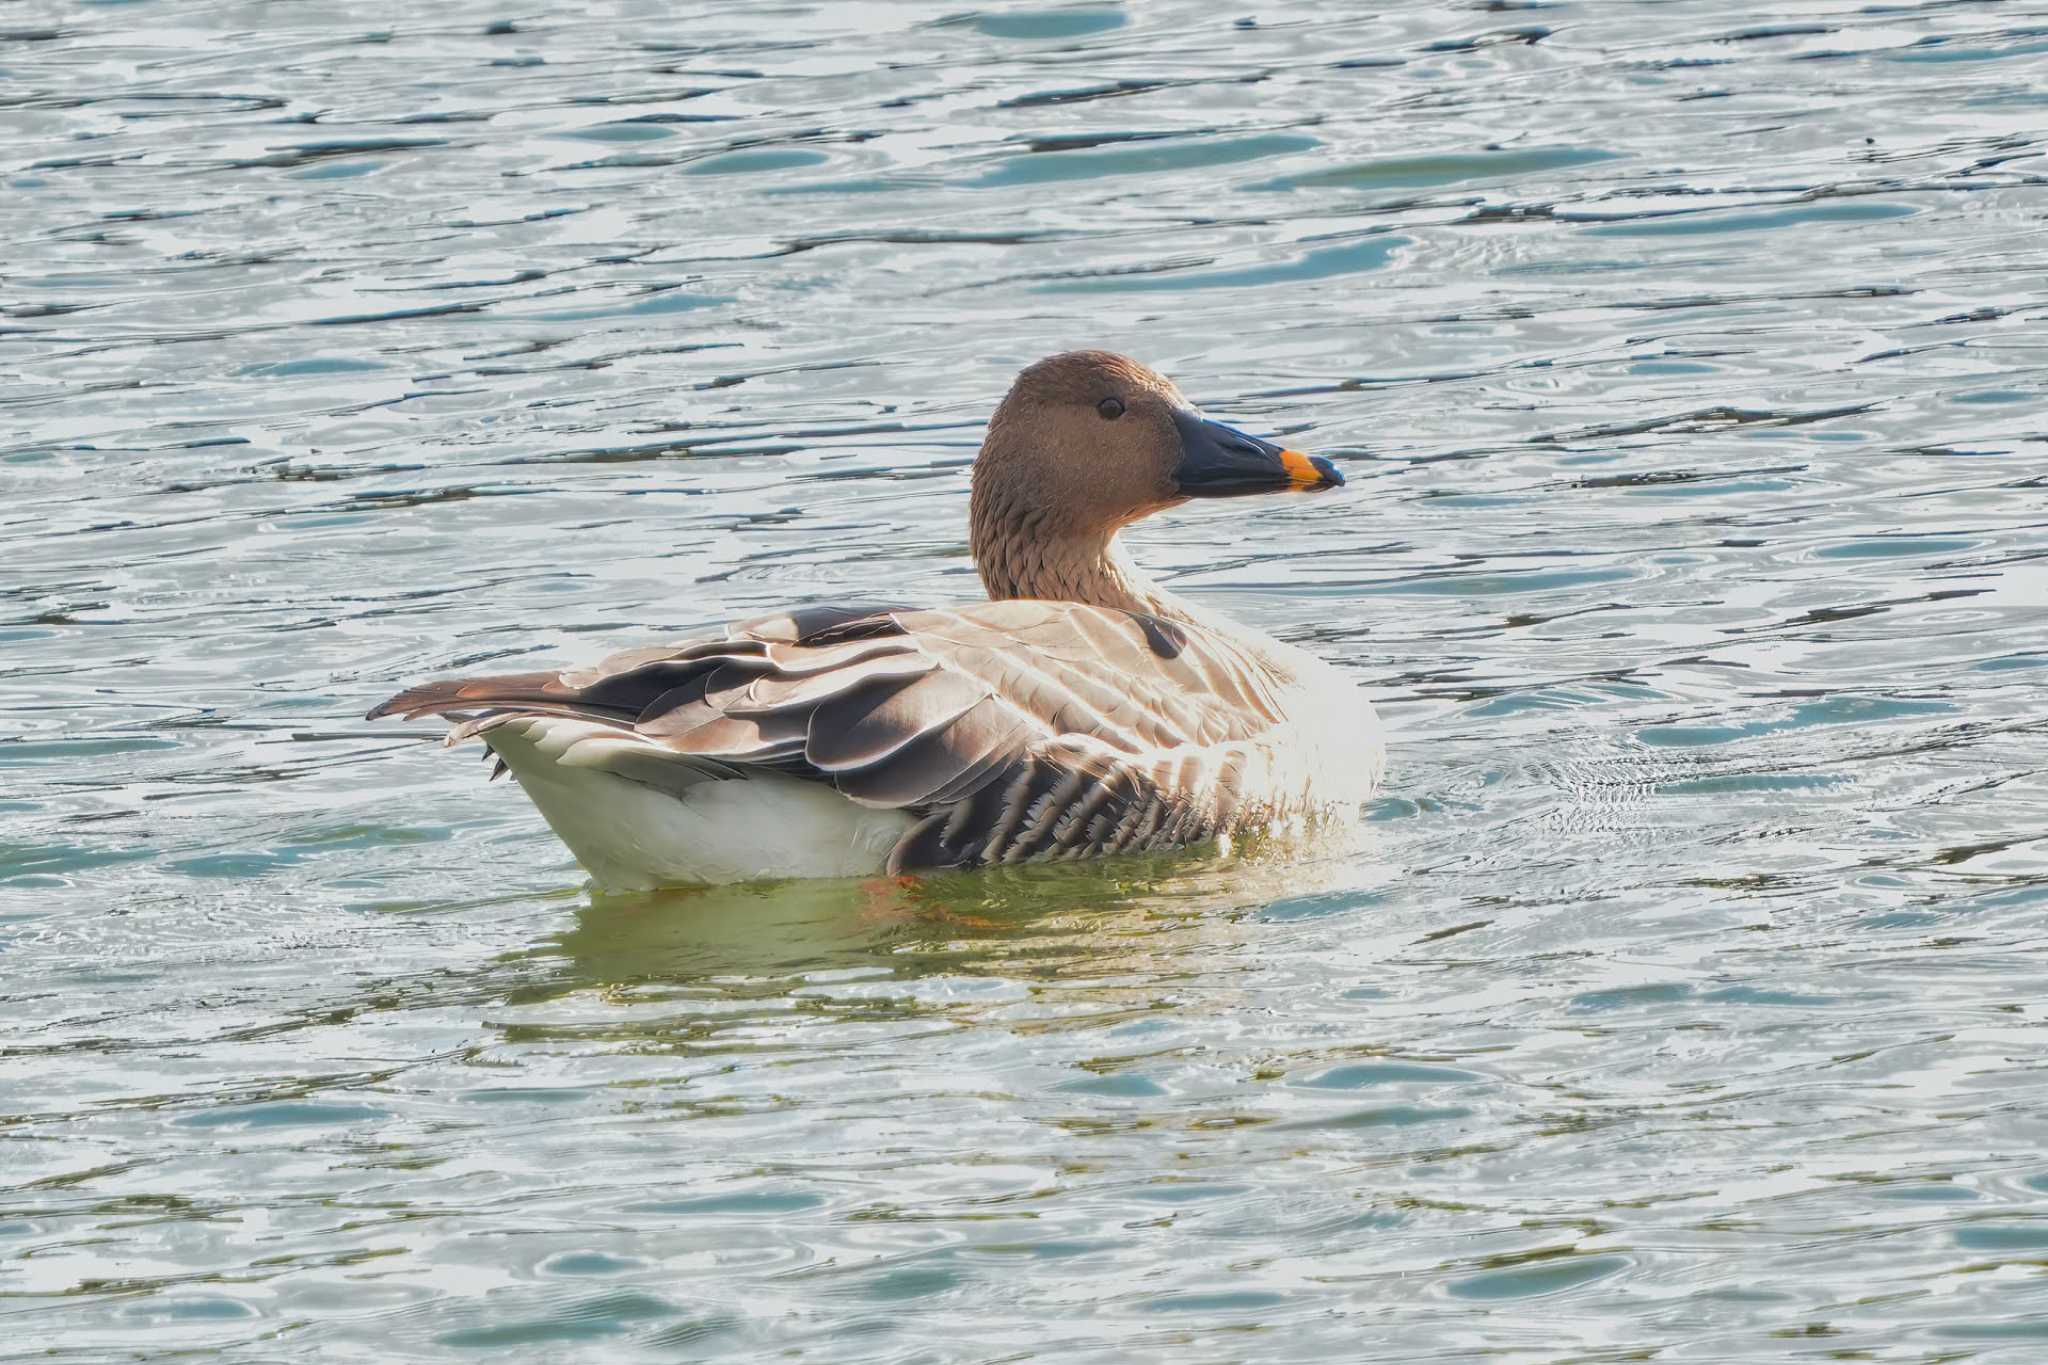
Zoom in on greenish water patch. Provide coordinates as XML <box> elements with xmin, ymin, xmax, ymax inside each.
<box><xmin>1814</xmin><ymin>537</ymin><xmax>1975</xmax><ymax>559</ymax></box>
<box><xmin>686</xmin><ymin>148</ymin><xmax>830</xmax><ymax>176</ymax></box>
<box><xmin>291</xmin><ymin>161</ymin><xmax>383</xmax><ymax>181</ymax></box>
<box><xmin>974</xmin><ymin>132</ymin><xmax>1319</xmax><ymax>187</ymax></box>
<box><xmin>243</xmin><ymin>356</ymin><xmax>390</xmax><ymax>377</ymax></box>
<box><xmin>1624</xmin><ymin>477</ymin><xmax>1797</xmax><ymax>496</ymax></box>
<box><xmin>167</xmin><ymin>851</ymin><xmax>295</xmax><ymax>879</ymax></box>
<box><xmin>529</xmin><ymin>290</ymin><xmax>733</xmax><ymax>322</ymax></box>
<box><xmin>160</xmin><ymin>826</ymin><xmax>445</xmax><ymax>880</ymax></box>
<box><xmin>971</xmin><ymin>1238</ymin><xmax>1126</xmax><ymax>1260</ymax></box>
<box><xmin>171</xmin><ymin>1102</ymin><xmax>391</xmax><ymax>1130</ymax></box>
<box><xmin>1870</xmin><ymin>1184</ymin><xmax>1976</xmax><ymax>1203</ymax></box>
<box><xmin>1467</xmin><ymin>688</ymin><xmax>1608</xmax><ymax>718</ymax></box>
<box><xmin>962</xmin><ymin>7</ymin><xmax>1127</xmax><ymax>40</ymax></box>
<box><xmin>1298</xmin><ymin>1063</ymin><xmax>1480</xmax><ymax>1088</ymax></box>
<box><xmin>1447</xmin><ymin>1253</ymin><xmax>1630</xmax><ymax>1300</ymax></box>
<box><xmin>1954</xmin><ymin>1221</ymin><xmax>2048</xmax><ymax>1251</ymax></box>
<box><xmin>1128</xmin><ymin>1182</ymin><xmax>1249</xmax><ymax>1203</ymax></box>
<box><xmin>1573</xmin><ymin>983</ymin><xmax>1691</xmax><ymax>1012</ymax></box>
<box><xmin>543</xmin><ymin>1251</ymin><xmax>643</xmax><ymax>1276</ymax></box>
<box><xmin>1036</xmin><ymin>234</ymin><xmax>1407</xmax><ymax>293</ymax></box>
<box><xmin>1424</xmin><ymin>493</ymin><xmax>1537</xmax><ymax>510</ymax></box>
<box><xmin>1137</xmin><ymin>1290</ymin><xmax>1288</xmax><ymax>1313</ymax></box>
<box><xmin>1274</xmin><ymin>1104</ymin><xmax>1471</xmax><ymax>1131</ymax></box>
<box><xmin>763</xmin><ymin>174</ymin><xmax>920</xmax><ymax>196</ymax></box>
<box><xmin>832</xmin><ymin>1264</ymin><xmax>960</xmax><ymax>1301</ymax></box>
<box><xmin>1960</xmin><ymin>886</ymin><xmax>2048</xmax><ymax>914</ymax></box>
<box><xmin>562</xmin><ymin>122</ymin><xmax>678</xmax><ymax>143</ymax></box>
<box><xmin>1654</xmin><ymin>772</ymin><xmax>1838</xmax><ymax>796</ymax></box>
<box><xmin>1937</xmin><ymin>1320</ymin><xmax>2048</xmax><ymax>1340</ymax></box>
<box><xmin>123</xmin><ymin>1297</ymin><xmax>257</xmax><ymax>1322</ymax></box>
<box><xmin>1638</xmin><ymin>695</ymin><xmax>1955</xmax><ymax>747</ymax></box>
<box><xmin>633</xmin><ymin>1190</ymin><xmax>826</xmax><ymax>1216</ymax></box>
<box><xmin>1363</xmin><ymin>565</ymin><xmax>1636</xmax><ymax>596</ymax></box>
<box><xmin>2</xmin><ymin>841</ymin><xmax>153</xmax><ymax>883</ymax></box>
<box><xmin>1583</xmin><ymin>201</ymin><xmax>1916</xmax><ymax>236</ymax></box>
<box><xmin>1701</xmin><ymin>986</ymin><xmax>1839</xmax><ymax>1007</ymax></box>
<box><xmin>1884</xmin><ymin>37</ymin><xmax>2048</xmax><ymax>64</ymax></box>
<box><xmin>1054</xmin><ymin>1072</ymin><xmax>1167</xmax><ymax>1097</ymax></box>
<box><xmin>1255</xmin><ymin>887</ymin><xmax>1389</xmax><ymax>919</ymax></box>
<box><xmin>0</xmin><ymin>736</ymin><xmax>180</xmax><ymax>765</ymax></box>
<box><xmin>461</xmin><ymin>1086</ymin><xmax>595</xmax><ymax>1104</ymax></box>
<box><xmin>437</xmin><ymin>1291</ymin><xmax>678</xmax><ymax>1347</ymax></box>
<box><xmin>1252</xmin><ymin>145</ymin><xmax>1619</xmax><ymax>192</ymax></box>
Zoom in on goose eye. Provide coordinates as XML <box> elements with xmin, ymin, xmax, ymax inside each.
<box><xmin>1097</xmin><ymin>396</ymin><xmax>1126</xmax><ymax>420</ymax></box>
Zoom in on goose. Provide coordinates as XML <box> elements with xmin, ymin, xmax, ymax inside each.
<box><xmin>368</xmin><ymin>350</ymin><xmax>1385</xmax><ymax>890</ymax></box>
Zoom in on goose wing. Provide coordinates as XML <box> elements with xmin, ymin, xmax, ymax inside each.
<box><xmin>368</xmin><ymin>599</ymin><xmax>1292</xmax><ymax>870</ymax></box>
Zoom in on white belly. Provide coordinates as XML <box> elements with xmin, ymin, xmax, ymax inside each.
<box><xmin>480</xmin><ymin>718</ymin><xmax>912</xmax><ymax>891</ymax></box>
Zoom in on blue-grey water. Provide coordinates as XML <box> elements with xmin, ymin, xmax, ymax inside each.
<box><xmin>5</xmin><ymin>1</ymin><xmax>2048</xmax><ymax>1358</ymax></box>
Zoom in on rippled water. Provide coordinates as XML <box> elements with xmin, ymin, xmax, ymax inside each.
<box><xmin>6</xmin><ymin>0</ymin><xmax>2048</xmax><ymax>1357</ymax></box>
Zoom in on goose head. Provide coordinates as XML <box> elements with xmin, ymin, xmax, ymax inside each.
<box><xmin>969</xmin><ymin>350</ymin><xmax>1342</xmax><ymax>602</ymax></box>
<box><xmin>973</xmin><ymin>349</ymin><xmax>1340</xmax><ymax>531</ymax></box>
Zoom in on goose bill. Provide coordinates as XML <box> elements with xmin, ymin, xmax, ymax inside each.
<box><xmin>1170</xmin><ymin>410</ymin><xmax>1344</xmax><ymax>497</ymax></box>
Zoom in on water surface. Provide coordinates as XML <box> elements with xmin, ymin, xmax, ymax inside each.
<box><xmin>5</xmin><ymin>0</ymin><xmax>2048</xmax><ymax>1359</ymax></box>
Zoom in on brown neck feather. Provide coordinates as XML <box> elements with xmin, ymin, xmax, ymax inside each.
<box><xmin>970</xmin><ymin>482</ymin><xmax>1186</xmax><ymax>621</ymax></box>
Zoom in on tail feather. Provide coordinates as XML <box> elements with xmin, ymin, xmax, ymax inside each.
<box><xmin>365</xmin><ymin>671</ymin><xmax>631</xmax><ymax>723</ymax></box>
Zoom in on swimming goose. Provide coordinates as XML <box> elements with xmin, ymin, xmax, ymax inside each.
<box><xmin>369</xmin><ymin>351</ymin><xmax>1384</xmax><ymax>889</ymax></box>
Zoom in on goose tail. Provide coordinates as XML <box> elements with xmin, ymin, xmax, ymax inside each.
<box><xmin>365</xmin><ymin>672</ymin><xmax>630</xmax><ymax>724</ymax></box>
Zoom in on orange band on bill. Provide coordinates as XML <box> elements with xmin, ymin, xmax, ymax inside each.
<box><xmin>1278</xmin><ymin>448</ymin><xmax>1324</xmax><ymax>487</ymax></box>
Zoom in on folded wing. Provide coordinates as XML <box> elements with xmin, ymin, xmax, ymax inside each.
<box><xmin>368</xmin><ymin>599</ymin><xmax>1290</xmax><ymax>871</ymax></box>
